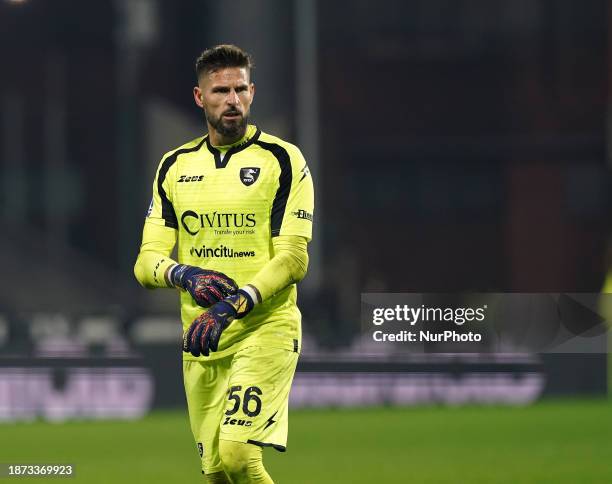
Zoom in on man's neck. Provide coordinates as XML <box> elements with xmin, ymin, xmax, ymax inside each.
<box><xmin>207</xmin><ymin>125</ymin><xmax>249</xmax><ymax>147</ymax></box>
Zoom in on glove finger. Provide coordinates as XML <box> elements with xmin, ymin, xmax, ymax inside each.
<box><xmin>215</xmin><ymin>281</ymin><xmax>239</xmax><ymax>300</ymax></box>
<box><xmin>220</xmin><ymin>276</ymin><xmax>238</xmax><ymax>294</ymax></box>
<box><xmin>208</xmin><ymin>273</ymin><xmax>238</xmax><ymax>295</ymax></box>
<box><xmin>208</xmin><ymin>325</ymin><xmax>222</xmax><ymax>353</ymax></box>
<box><xmin>189</xmin><ymin>282</ymin><xmax>213</xmax><ymax>308</ymax></box>
<box><xmin>204</xmin><ymin>283</ymin><xmax>225</xmax><ymax>303</ymax></box>
<box><xmin>200</xmin><ymin>323</ymin><xmax>213</xmax><ymax>357</ymax></box>
<box><xmin>182</xmin><ymin>320</ymin><xmax>199</xmax><ymax>353</ymax></box>
<box><xmin>182</xmin><ymin>330</ymin><xmax>191</xmax><ymax>353</ymax></box>
<box><xmin>196</xmin><ymin>280</ymin><xmax>235</xmax><ymax>307</ymax></box>
<box><xmin>192</xmin><ymin>279</ymin><xmax>228</xmax><ymax>307</ymax></box>
<box><xmin>190</xmin><ymin>321</ymin><xmax>207</xmax><ymax>357</ymax></box>
<box><xmin>193</xmin><ymin>291</ymin><xmax>214</xmax><ymax>308</ymax></box>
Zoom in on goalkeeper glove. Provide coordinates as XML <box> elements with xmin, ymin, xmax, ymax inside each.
<box><xmin>169</xmin><ymin>264</ymin><xmax>238</xmax><ymax>308</ymax></box>
<box><xmin>182</xmin><ymin>288</ymin><xmax>255</xmax><ymax>357</ymax></box>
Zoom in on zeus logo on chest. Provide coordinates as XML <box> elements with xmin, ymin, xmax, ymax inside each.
<box><xmin>178</xmin><ymin>175</ymin><xmax>204</xmax><ymax>183</ymax></box>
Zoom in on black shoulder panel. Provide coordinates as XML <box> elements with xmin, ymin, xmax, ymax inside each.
<box><xmin>157</xmin><ymin>138</ymin><xmax>206</xmax><ymax>228</ymax></box>
<box><xmin>254</xmin><ymin>139</ymin><xmax>292</xmax><ymax>236</ymax></box>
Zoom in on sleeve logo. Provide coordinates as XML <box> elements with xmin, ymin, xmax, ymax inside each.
<box><xmin>292</xmin><ymin>209</ymin><xmax>313</xmax><ymax>222</ymax></box>
<box><xmin>240</xmin><ymin>167</ymin><xmax>260</xmax><ymax>186</ymax></box>
<box><xmin>299</xmin><ymin>164</ymin><xmax>311</xmax><ymax>182</ymax></box>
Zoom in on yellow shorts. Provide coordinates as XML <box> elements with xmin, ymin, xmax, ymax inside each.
<box><xmin>183</xmin><ymin>346</ymin><xmax>299</xmax><ymax>474</ymax></box>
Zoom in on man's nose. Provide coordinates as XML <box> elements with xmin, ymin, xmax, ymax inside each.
<box><xmin>226</xmin><ymin>89</ymin><xmax>239</xmax><ymax>105</ymax></box>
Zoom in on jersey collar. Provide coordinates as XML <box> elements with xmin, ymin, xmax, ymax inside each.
<box><xmin>205</xmin><ymin>125</ymin><xmax>261</xmax><ymax>169</ymax></box>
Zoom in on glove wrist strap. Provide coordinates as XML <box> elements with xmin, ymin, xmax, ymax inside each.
<box><xmin>164</xmin><ymin>264</ymin><xmax>175</xmax><ymax>287</ymax></box>
<box><xmin>241</xmin><ymin>284</ymin><xmax>261</xmax><ymax>305</ymax></box>
<box><xmin>229</xmin><ymin>288</ymin><xmax>256</xmax><ymax>319</ymax></box>
<box><xmin>169</xmin><ymin>264</ymin><xmax>188</xmax><ymax>288</ymax></box>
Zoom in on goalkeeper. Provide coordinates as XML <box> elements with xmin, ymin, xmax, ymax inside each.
<box><xmin>134</xmin><ymin>44</ymin><xmax>313</xmax><ymax>484</ymax></box>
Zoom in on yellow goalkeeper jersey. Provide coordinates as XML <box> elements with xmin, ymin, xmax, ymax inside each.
<box><xmin>143</xmin><ymin>125</ymin><xmax>314</xmax><ymax>361</ymax></box>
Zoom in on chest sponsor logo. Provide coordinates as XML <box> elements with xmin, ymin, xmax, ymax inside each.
<box><xmin>181</xmin><ymin>210</ymin><xmax>256</xmax><ymax>236</ymax></box>
<box><xmin>292</xmin><ymin>209</ymin><xmax>313</xmax><ymax>222</ymax></box>
<box><xmin>178</xmin><ymin>174</ymin><xmax>204</xmax><ymax>183</ymax></box>
<box><xmin>190</xmin><ymin>245</ymin><xmax>255</xmax><ymax>258</ymax></box>
<box><xmin>240</xmin><ymin>167</ymin><xmax>260</xmax><ymax>186</ymax></box>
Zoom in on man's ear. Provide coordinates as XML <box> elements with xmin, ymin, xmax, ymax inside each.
<box><xmin>193</xmin><ymin>86</ymin><xmax>204</xmax><ymax>108</ymax></box>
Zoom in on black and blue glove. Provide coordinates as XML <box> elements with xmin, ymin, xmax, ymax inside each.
<box><xmin>183</xmin><ymin>289</ymin><xmax>255</xmax><ymax>357</ymax></box>
<box><xmin>169</xmin><ymin>264</ymin><xmax>238</xmax><ymax>308</ymax></box>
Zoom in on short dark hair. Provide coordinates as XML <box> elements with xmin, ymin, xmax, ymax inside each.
<box><xmin>195</xmin><ymin>44</ymin><xmax>254</xmax><ymax>79</ymax></box>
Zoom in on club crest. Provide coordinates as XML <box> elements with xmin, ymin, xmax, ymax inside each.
<box><xmin>240</xmin><ymin>167</ymin><xmax>260</xmax><ymax>186</ymax></box>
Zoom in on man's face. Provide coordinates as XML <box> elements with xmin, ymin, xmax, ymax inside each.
<box><xmin>194</xmin><ymin>67</ymin><xmax>255</xmax><ymax>142</ymax></box>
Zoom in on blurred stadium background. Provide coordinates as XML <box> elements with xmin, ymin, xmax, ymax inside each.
<box><xmin>1</xmin><ymin>0</ymin><xmax>611</xmax><ymax>482</ymax></box>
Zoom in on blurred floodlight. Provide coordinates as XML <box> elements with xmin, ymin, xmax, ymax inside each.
<box><xmin>6</xmin><ymin>0</ymin><xmax>29</xmax><ymax>4</ymax></box>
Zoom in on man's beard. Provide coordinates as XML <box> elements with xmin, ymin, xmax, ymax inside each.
<box><xmin>204</xmin><ymin>108</ymin><xmax>249</xmax><ymax>141</ymax></box>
